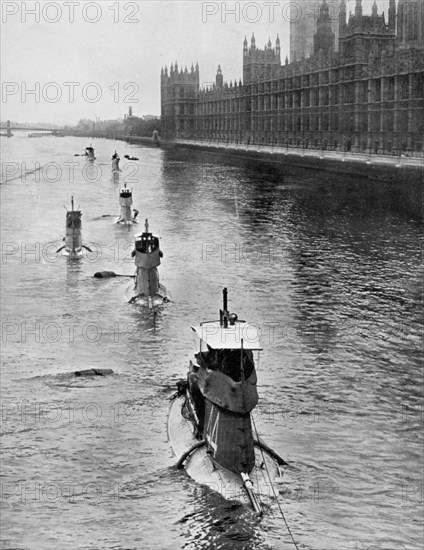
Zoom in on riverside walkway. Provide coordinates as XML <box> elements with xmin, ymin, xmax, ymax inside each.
<box><xmin>174</xmin><ymin>139</ymin><xmax>424</xmax><ymax>170</ymax></box>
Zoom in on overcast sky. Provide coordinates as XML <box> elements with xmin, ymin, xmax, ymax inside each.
<box><xmin>1</xmin><ymin>0</ymin><xmax>390</xmax><ymax>125</ymax></box>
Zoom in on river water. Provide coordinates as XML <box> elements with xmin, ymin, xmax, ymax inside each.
<box><xmin>1</xmin><ymin>132</ymin><xmax>422</xmax><ymax>550</ymax></box>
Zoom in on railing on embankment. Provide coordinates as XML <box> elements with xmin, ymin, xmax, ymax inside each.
<box><xmin>168</xmin><ymin>138</ymin><xmax>422</xmax><ymax>183</ymax></box>
<box><xmin>120</xmin><ymin>135</ymin><xmax>160</xmax><ymax>147</ymax></box>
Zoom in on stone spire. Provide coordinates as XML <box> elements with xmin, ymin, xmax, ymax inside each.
<box><xmin>216</xmin><ymin>65</ymin><xmax>223</xmax><ymax>88</ymax></box>
<box><xmin>339</xmin><ymin>0</ymin><xmax>347</xmax><ymax>36</ymax></box>
<box><xmin>397</xmin><ymin>0</ymin><xmax>424</xmax><ymax>48</ymax></box>
<box><xmin>314</xmin><ymin>0</ymin><xmax>335</xmax><ymax>55</ymax></box>
<box><xmin>388</xmin><ymin>0</ymin><xmax>396</xmax><ymax>31</ymax></box>
<box><xmin>355</xmin><ymin>0</ymin><xmax>362</xmax><ymax>18</ymax></box>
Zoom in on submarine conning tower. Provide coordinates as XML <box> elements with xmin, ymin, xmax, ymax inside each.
<box><xmin>111</xmin><ymin>150</ymin><xmax>120</xmax><ymax>171</ymax></box>
<box><xmin>65</xmin><ymin>196</ymin><xmax>83</xmax><ymax>254</ymax></box>
<box><xmin>189</xmin><ymin>288</ymin><xmax>260</xmax><ymax>475</ymax></box>
<box><xmin>85</xmin><ymin>146</ymin><xmax>95</xmax><ymax>159</ymax></box>
<box><xmin>133</xmin><ymin>219</ymin><xmax>162</xmax><ymax>297</ymax></box>
<box><xmin>119</xmin><ymin>184</ymin><xmax>133</xmax><ymax>222</ymax></box>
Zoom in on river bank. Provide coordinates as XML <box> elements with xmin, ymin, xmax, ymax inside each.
<box><xmin>164</xmin><ymin>138</ymin><xmax>423</xmax><ymax>219</ymax></box>
<box><xmin>167</xmin><ymin>139</ymin><xmax>423</xmax><ymax>179</ymax></box>
<box><xmin>120</xmin><ymin>135</ymin><xmax>161</xmax><ymax>147</ymax></box>
<box><xmin>62</xmin><ymin>132</ymin><xmax>160</xmax><ymax>148</ymax></box>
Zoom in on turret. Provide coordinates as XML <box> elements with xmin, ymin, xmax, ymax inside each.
<box><xmin>276</xmin><ymin>34</ymin><xmax>281</xmax><ymax>57</ymax></box>
<box><xmin>314</xmin><ymin>0</ymin><xmax>335</xmax><ymax>56</ymax></box>
<box><xmin>397</xmin><ymin>0</ymin><xmax>424</xmax><ymax>49</ymax></box>
<box><xmin>339</xmin><ymin>0</ymin><xmax>346</xmax><ymax>36</ymax></box>
<box><xmin>243</xmin><ymin>36</ymin><xmax>248</xmax><ymax>56</ymax></box>
<box><xmin>251</xmin><ymin>33</ymin><xmax>256</xmax><ymax>50</ymax></box>
<box><xmin>372</xmin><ymin>0</ymin><xmax>378</xmax><ymax>18</ymax></box>
<box><xmin>355</xmin><ymin>0</ymin><xmax>362</xmax><ymax>18</ymax></box>
<box><xmin>388</xmin><ymin>0</ymin><xmax>396</xmax><ymax>31</ymax></box>
<box><xmin>216</xmin><ymin>65</ymin><xmax>223</xmax><ymax>88</ymax></box>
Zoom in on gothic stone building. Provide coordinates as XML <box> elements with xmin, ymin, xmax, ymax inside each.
<box><xmin>161</xmin><ymin>0</ymin><xmax>424</xmax><ymax>154</ymax></box>
<box><xmin>290</xmin><ymin>0</ymin><xmax>340</xmax><ymax>62</ymax></box>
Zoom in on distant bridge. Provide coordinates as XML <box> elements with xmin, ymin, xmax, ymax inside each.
<box><xmin>0</xmin><ymin>120</ymin><xmax>66</xmax><ymax>137</ymax></box>
<box><xmin>0</xmin><ymin>125</ymin><xmax>65</xmax><ymax>131</ymax></box>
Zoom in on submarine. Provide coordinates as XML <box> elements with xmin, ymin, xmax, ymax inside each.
<box><xmin>85</xmin><ymin>146</ymin><xmax>95</xmax><ymax>160</ymax></box>
<box><xmin>168</xmin><ymin>288</ymin><xmax>287</xmax><ymax>515</ymax></box>
<box><xmin>126</xmin><ymin>219</ymin><xmax>168</xmax><ymax>307</ymax></box>
<box><xmin>56</xmin><ymin>196</ymin><xmax>91</xmax><ymax>259</ymax></box>
<box><xmin>115</xmin><ymin>184</ymin><xmax>138</xmax><ymax>225</ymax></box>
<box><xmin>111</xmin><ymin>151</ymin><xmax>121</xmax><ymax>174</ymax></box>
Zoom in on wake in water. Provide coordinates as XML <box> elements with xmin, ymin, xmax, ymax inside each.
<box><xmin>1</xmin><ymin>164</ymin><xmax>46</xmax><ymax>184</ymax></box>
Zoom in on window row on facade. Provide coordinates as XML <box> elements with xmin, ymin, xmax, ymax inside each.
<box><xmin>180</xmin><ymin>105</ymin><xmax>422</xmax><ymax>132</ymax></box>
<box><xmin>180</xmin><ymin>76</ymin><xmax>421</xmax><ymax>116</ymax></box>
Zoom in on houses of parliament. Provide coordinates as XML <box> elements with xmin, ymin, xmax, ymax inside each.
<box><xmin>161</xmin><ymin>0</ymin><xmax>424</xmax><ymax>155</ymax></box>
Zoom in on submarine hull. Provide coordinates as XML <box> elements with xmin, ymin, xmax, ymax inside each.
<box><xmin>115</xmin><ymin>217</ymin><xmax>138</xmax><ymax>226</ymax></box>
<box><xmin>125</xmin><ymin>282</ymin><xmax>168</xmax><ymax>306</ymax></box>
<box><xmin>168</xmin><ymin>395</ymin><xmax>282</xmax><ymax>506</ymax></box>
<box><xmin>62</xmin><ymin>247</ymin><xmax>84</xmax><ymax>259</ymax></box>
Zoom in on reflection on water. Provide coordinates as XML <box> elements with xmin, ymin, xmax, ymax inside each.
<box><xmin>1</xmin><ymin>133</ymin><xmax>422</xmax><ymax>550</ymax></box>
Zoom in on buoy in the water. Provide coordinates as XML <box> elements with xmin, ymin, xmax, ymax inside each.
<box><xmin>94</xmin><ymin>271</ymin><xmax>117</xmax><ymax>278</ymax></box>
<box><xmin>93</xmin><ymin>271</ymin><xmax>135</xmax><ymax>278</ymax></box>
<box><xmin>74</xmin><ymin>368</ymin><xmax>114</xmax><ymax>377</ymax></box>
